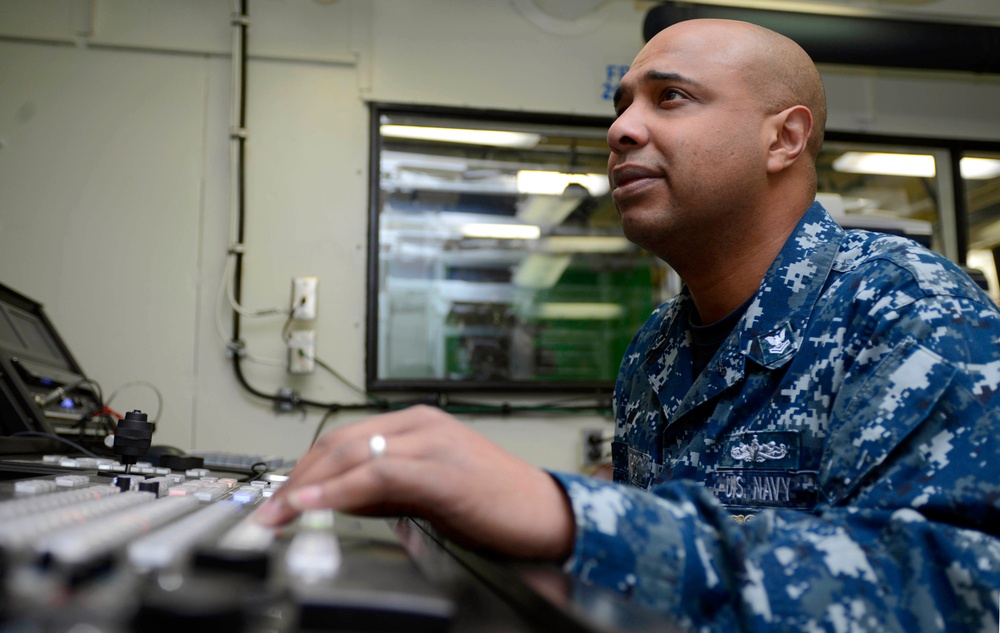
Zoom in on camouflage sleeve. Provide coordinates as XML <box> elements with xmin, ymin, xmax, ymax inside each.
<box><xmin>552</xmin><ymin>450</ymin><xmax>1000</xmax><ymax>632</ymax></box>
<box><xmin>551</xmin><ymin>291</ymin><xmax>1000</xmax><ymax>632</ymax></box>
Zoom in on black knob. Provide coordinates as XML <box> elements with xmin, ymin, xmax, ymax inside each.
<box><xmin>137</xmin><ymin>480</ymin><xmax>161</xmax><ymax>496</ymax></box>
<box><xmin>114</xmin><ymin>410</ymin><xmax>154</xmax><ymax>466</ymax></box>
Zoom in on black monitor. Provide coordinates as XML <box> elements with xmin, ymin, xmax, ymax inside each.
<box><xmin>0</xmin><ymin>282</ymin><xmax>99</xmax><ymax>438</ymax></box>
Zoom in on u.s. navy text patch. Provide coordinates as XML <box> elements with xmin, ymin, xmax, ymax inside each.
<box><xmin>708</xmin><ymin>431</ymin><xmax>818</xmax><ymax>511</ymax></box>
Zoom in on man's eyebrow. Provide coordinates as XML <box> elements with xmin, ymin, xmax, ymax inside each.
<box><xmin>613</xmin><ymin>70</ymin><xmax>703</xmax><ymax>110</ymax></box>
<box><xmin>645</xmin><ymin>70</ymin><xmax>702</xmax><ymax>88</ymax></box>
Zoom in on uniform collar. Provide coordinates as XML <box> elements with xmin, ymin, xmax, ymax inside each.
<box><xmin>642</xmin><ymin>201</ymin><xmax>845</xmax><ymax>423</ymax></box>
<box><xmin>737</xmin><ymin>201</ymin><xmax>844</xmax><ymax>370</ymax></box>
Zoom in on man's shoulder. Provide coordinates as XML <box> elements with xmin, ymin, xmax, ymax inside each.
<box><xmin>831</xmin><ymin>229</ymin><xmax>990</xmax><ymax>303</ymax></box>
<box><xmin>834</xmin><ymin>229</ymin><xmax>939</xmax><ymax>273</ymax></box>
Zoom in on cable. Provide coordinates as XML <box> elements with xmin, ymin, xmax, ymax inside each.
<box><xmin>10</xmin><ymin>431</ymin><xmax>103</xmax><ymax>459</ymax></box>
<box><xmin>230</xmin><ymin>352</ymin><xmax>374</xmax><ymax>412</ymax></box>
<box><xmin>228</xmin><ymin>0</ymin><xmax>249</xmax><ymax>351</ymax></box>
<box><xmin>33</xmin><ymin>379</ymin><xmax>88</xmax><ymax>409</ymax></box>
<box><xmin>306</xmin><ymin>351</ymin><xmax>387</xmax><ymax>406</ymax></box>
<box><xmin>106</xmin><ymin>380</ymin><xmax>164</xmax><ymax>425</ymax></box>
<box><xmin>310</xmin><ymin>407</ymin><xmax>340</xmax><ymax>447</ymax></box>
<box><xmin>224</xmin><ymin>0</ymin><xmax>308</xmax><ymax>401</ymax></box>
<box><xmin>59</xmin><ymin>379</ymin><xmax>113</xmax><ymax>442</ymax></box>
<box><xmin>214</xmin><ymin>254</ymin><xmax>289</xmax><ymax>360</ymax></box>
<box><xmin>248</xmin><ymin>462</ymin><xmax>270</xmax><ymax>482</ymax></box>
<box><xmin>279</xmin><ymin>300</ymin><xmax>302</xmax><ymax>344</ymax></box>
<box><xmin>226</xmin><ymin>264</ymin><xmax>285</xmax><ymax>318</ymax></box>
<box><xmin>70</xmin><ymin>406</ymin><xmax>114</xmax><ymax>439</ymax></box>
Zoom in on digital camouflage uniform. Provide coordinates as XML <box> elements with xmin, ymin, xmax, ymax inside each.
<box><xmin>551</xmin><ymin>202</ymin><xmax>1000</xmax><ymax>632</ymax></box>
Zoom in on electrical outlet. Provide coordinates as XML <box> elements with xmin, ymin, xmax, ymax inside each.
<box><xmin>291</xmin><ymin>276</ymin><xmax>318</xmax><ymax>321</ymax></box>
<box><xmin>581</xmin><ymin>428</ymin><xmax>611</xmax><ymax>467</ymax></box>
<box><xmin>287</xmin><ymin>330</ymin><xmax>315</xmax><ymax>374</ymax></box>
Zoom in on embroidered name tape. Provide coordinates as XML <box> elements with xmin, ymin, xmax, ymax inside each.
<box><xmin>708</xmin><ymin>469</ymin><xmax>818</xmax><ymax>510</ymax></box>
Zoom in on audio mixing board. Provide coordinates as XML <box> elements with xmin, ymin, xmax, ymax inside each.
<box><xmin>0</xmin><ymin>456</ymin><xmax>456</xmax><ymax>633</ymax></box>
<box><xmin>0</xmin><ymin>453</ymin><xmax>682</xmax><ymax>633</ymax></box>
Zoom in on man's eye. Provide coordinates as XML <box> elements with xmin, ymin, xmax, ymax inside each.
<box><xmin>659</xmin><ymin>89</ymin><xmax>685</xmax><ymax>105</ymax></box>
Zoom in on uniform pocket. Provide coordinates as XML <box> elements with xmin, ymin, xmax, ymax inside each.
<box><xmin>611</xmin><ymin>440</ymin><xmax>630</xmax><ymax>483</ymax></box>
<box><xmin>612</xmin><ymin>440</ymin><xmax>658</xmax><ymax>489</ymax></box>
<box><xmin>820</xmin><ymin>337</ymin><xmax>957</xmax><ymax>505</ymax></box>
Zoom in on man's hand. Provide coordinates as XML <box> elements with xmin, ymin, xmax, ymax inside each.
<box><xmin>252</xmin><ymin>405</ymin><xmax>576</xmax><ymax>561</ymax></box>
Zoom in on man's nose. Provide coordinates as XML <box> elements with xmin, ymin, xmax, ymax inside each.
<box><xmin>607</xmin><ymin>107</ymin><xmax>645</xmax><ymax>153</ymax></box>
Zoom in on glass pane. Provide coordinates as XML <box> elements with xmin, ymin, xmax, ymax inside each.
<box><xmin>963</xmin><ymin>151</ymin><xmax>1000</xmax><ymax>304</ymax></box>
<box><xmin>372</xmin><ymin>109</ymin><xmax>674</xmax><ymax>389</ymax></box>
<box><xmin>816</xmin><ymin>141</ymin><xmax>944</xmax><ymax>254</ymax></box>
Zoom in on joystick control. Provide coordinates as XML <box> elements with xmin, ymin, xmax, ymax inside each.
<box><xmin>114</xmin><ymin>410</ymin><xmax>154</xmax><ymax>474</ymax></box>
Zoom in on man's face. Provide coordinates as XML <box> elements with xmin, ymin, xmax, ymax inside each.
<box><xmin>607</xmin><ymin>22</ymin><xmax>772</xmax><ymax>258</ymax></box>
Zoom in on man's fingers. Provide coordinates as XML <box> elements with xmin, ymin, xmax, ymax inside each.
<box><xmin>286</xmin><ymin>456</ymin><xmax>446</xmax><ymax>518</ymax></box>
<box><xmin>292</xmin><ymin>422</ymin><xmax>440</xmax><ymax>489</ymax></box>
<box><xmin>286</xmin><ymin>406</ymin><xmax>442</xmax><ymax>487</ymax></box>
<box><xmin>253</xmin><ymin>424</ymin><xmax>444</xmax><ymax>526</ymax></box>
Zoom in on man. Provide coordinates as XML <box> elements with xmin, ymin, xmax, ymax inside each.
<box><xmin>255</xmin><ymin>19</ymin><xmax>1000</xmax><ymax>632</ymax></box>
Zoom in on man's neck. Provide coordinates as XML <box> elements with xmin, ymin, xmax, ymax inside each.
<box><xmin>679</xmin><ymin>208</ymin><xmax>803</xmax><ymax>324</ymax></box>
<box><xmin>686</xmin><ymin>262</ymin><xmax>769</xmax><ymax>324</ymax></box>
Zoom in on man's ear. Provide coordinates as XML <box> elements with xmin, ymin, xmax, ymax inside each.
<box><xmin>766</xmin><ymin>105</ymin><xmax>813</xmax><ymax>174</ymax></box>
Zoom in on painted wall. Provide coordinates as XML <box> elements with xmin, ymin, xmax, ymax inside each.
<box><xmin>1</xmin><ymin>0</ymin><xmax>999</xmax><ymax>472</ymax></box>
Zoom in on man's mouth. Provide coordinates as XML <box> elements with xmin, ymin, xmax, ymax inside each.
<box><xmin>610</xmin><ymin>165</ymin><xmax>660</xmax><ymax>199</ymax></box>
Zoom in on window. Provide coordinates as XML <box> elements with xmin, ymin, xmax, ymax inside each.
<box><xmin>816</xmin><ymin>139</ymin><xmax>950</xmax><ymax>254</ymax></box>
<box><xmin>366</xmin><ymin>105</ymin><xmax>674</xmax><ymax>392</ymax></box>
<box><xmin>816</xmin><ymin>134</ymin><xmax>1000</xmax><ymax>305</ymax></box>
<box><xmin>963</xmin><ymin>151</ymin><xmax>1000</xmax><ymax>303</ymax></box>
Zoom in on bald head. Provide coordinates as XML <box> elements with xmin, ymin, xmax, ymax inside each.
<box><xmin>646</xmin><ymin>19</ymin><xmax>827</xmax><ymax>159</ymax></box>
<box><xmin>728</xmin><ymin>21</ymin><xmax>827</xmax><ymax>158</ymax></box>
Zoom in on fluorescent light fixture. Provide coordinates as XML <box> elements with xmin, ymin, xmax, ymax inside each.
<box><xmin>536</xmin><ymin>302</ymin><xmax>624</xmax><ymax>320</ymax></box>
<box><xmin>538</xmin><ymin>236</ymin><xmax>633</xmax><ymax>253</ymax></box>
<box><xmin>516</xmin><ymin>170</ymin><xmax>610</xmax><ymax>196</ymax></box>
<box><xmin>517</xmin><ymin>194</ymin><xmax>584</xmax><ymax>228</ymax></box>
<box><xmin>833</xmin><ymin>152</ymin><xmax>935</xmax><ymax>178</ymax></box>
<box><xmin>961</xmin><ymin>157</ymin><xmax>1000</xmax><ymax>180</ymax></box>
<box><xmin>461</xmin><ymin>223</ymin><xmax>541</xmax><ymax>240</ymax></box>
<box><xmin>833</xmin><ymin>152</ymin><xmax>1000</xmax><ymax>180</ymax></box>
<box><xmin>513</xmin><ymin>254</ymin><xmax>572</xmax><ymax>289</ymax></box>
<box><xmin>380</xmin><ymin>124</ymin><xmax>540</xmax><ymax>149</ymax></box>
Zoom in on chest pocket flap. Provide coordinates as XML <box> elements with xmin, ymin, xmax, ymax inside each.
<box><xmin>820</xmin><ymin>337</ymin><xmax>957</xmax><ymax>505</ymax></box>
